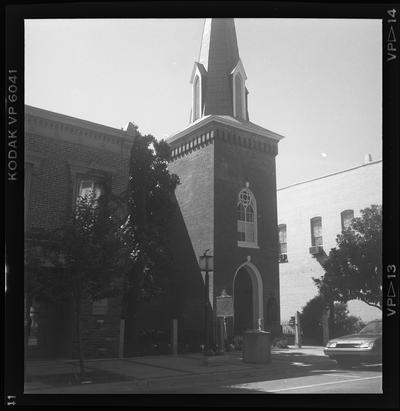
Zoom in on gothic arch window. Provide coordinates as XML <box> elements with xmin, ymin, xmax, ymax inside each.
<box><xmin>237</xmin><ymin>186</ymin><xmax>258</xmax><ymax>248</ymax></box>
<box><xmin>231</xmin><ymin>60</ymin><xmax>247</xmax><ymax>120</ymax></box>
<box><xmin>234</xmin><ymin>73</ymin><xmax>244</xmax><ymax>119</ymax></box>
<box><xmin>193</xmin><ymin>75</ymin><xmax>201</xmax><ymax>122</ymax></box>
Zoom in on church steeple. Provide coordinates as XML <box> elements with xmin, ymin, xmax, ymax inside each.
<box><xmin>190</xmin><ymin>18</ymin><xmax>248</xmax><ymax>123</ymax></box>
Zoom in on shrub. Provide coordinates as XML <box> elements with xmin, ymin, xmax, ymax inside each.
<box><xmin>301</xmin><ymin>295</ymin><xmax>365</xmax><ymax>345</ymax></box>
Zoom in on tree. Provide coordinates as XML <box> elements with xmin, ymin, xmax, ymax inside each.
<box><xmin>24</xmin><ymin>188</ymin><xmax>125</xmax><ymax>380</ymax></box>
<box><xmin>120</xmin><ymin>131</ymin><xmax>179</xmax><ymax>356</ymax></box>
<box><xmin>55</xmin><ymin>188</ymin><xmax>125</xmax><ymax>379</ymax></box>
<box><xmin>301</xmin><ymin>295</ymin><xmax>365</xmax><ymax>345</ymax></box>
<box><xmin>314</xmin><ymin>205</ymin><xmax>382</xmax><ymax>310</ymax></box>
<box><xmin>333</xmin><ymin>303</ymin><xmax>365</xmax><ymax>337</ymax></box>
<box><xmin>301</xmin><ymin>295</ymin><xmax>327</xmax><ymax>345</ymax></box>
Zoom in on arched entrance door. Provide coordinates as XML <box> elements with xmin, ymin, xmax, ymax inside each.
<box><xmin>233</xmin><ymin>262</ymin><xmax>264</xmax><ymax>336</ymax></box>
<box><xmin>233</xmin><ymin>267</ymin><xmax>253</xmax><ymax>335</ymax></box>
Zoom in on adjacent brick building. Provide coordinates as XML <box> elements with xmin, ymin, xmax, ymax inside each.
<box><xmin>24</xmin><ymin>105</ymin><xmax>136</xmax><ymax>359</ymax></box>
<box><xmin>277</xmin><ymin>157</ymin><xmax>382</xmax><ymax>323</ymax></box>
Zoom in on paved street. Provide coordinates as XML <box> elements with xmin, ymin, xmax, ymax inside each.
<box><xmin>151</xmin><ymin>365</ymin><xmax>382</xmax><ymax>393</ymax></box>
<box><xmin>24</xmin><ymin>346</ymin><xmax>382</xmax><ymax>394</ymax></box>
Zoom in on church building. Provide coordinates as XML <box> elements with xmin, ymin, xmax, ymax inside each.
<box><xmin>166</xmin><ymin>18</ymin><xmax>284</xmax><ymax>344</ymax></box>
<box><xmin>24</xmin><ymin>18</ymin><xmax>284</xmax><ymax>359</ymax></box>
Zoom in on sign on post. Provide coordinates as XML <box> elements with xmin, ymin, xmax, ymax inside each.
<box><xmin>216</xmin><ymin>289</ymin><xmax>233</xmax><ymax>318</ymax></box>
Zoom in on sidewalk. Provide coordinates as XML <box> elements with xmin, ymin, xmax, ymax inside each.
<box><xmin>24</xmin><ymin>346</ymin><xmax>327</xmax><ymax>393</ymax></box>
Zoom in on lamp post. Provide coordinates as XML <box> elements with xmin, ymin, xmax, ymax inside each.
<box><xmin>199</xmin><ymin>249</ymin><xmax>214</xmax><ymax>352</ymax></box>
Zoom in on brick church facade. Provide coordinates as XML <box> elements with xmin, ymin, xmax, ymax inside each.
<box><xmin>24</xmin><ymin>18</ymin><xmax>284</xmax><ymax>359</ymax></box>
<box><xmin>166</xmin><ymin>18</ymin><xmax>283</xmax><ymax>344</ymax></box>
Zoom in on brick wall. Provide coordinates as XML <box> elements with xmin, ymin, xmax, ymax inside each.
<box><xmin>25</xmin><ymin>106</ymin><xmax>132</xmax><ymax>359</ymax></box>
<box><xmin>277</xmin><ymin>160</ymin><xmax>382</xmax><ymax>322</ymax></box>
<box><xmin>168</xmin><ymin>120</ymin><xmax>282</xmax><ymax>340</ymax></box>
<box><xmin>214</xmin><ymin>128</ymin><xmax>281</xmax><ymax>333</ymax></box>
<box><xmin>25</xmin><ymin>132</ymin><xmax>130</xmax><ymax>232</ymax></box>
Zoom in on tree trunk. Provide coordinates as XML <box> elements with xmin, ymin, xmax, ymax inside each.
<box><xmin>328</xmin><ymin>300</ymin><xmax>335</xmax><ymax>339</ymax></box>
<box><xmin>124</xmin><ymin>286</ymin><xmax>141</xmax><ymax>357</ymax></box>
<box><xmin>74</xmin><ymin>288</ymin><xmax>86</xmax><ymax>380</ymax></box>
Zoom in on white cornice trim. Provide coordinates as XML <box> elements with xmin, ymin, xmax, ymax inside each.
<box><xmin>167</xmin><ymin>115</ymin><xmax>285</xmax><ymax>143</ymax></box>
<box><xmin>25</xmin><ymin>105</ymin><xmax>133</xmax><ymax>145</ymax></box>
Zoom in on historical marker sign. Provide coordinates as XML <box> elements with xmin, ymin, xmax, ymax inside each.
<box><xmin>216</xmin><ymin>290</ymin><xmax>233</xmax><ymax>317</ymax></box>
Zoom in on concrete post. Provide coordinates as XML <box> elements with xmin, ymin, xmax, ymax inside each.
<box><xmin>217</xmin><ymin>317</ymin><xmax>225</xmax><ymax>353</ymax></box>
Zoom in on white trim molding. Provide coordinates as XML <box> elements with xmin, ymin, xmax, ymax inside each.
<box><xmin>190</xmin><ymin>62</ymin><xmax>207</xmax><ymax>123</ymax></box>
<box><xmin>167</xmin><ymin>114</ymin><xmax>284</xmax><ymax>144</ymax></box>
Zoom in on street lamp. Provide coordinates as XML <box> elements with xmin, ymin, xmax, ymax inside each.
<box><xmin>199</xmin><ymin>249</ymin><xmax>214</xmax><ymax>352</ymax></box>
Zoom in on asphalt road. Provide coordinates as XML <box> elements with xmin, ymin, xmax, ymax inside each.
<box><xmin>147</xmin><ymin>364</ymin><xmax>382</xmax><ymax>394</ymax></box>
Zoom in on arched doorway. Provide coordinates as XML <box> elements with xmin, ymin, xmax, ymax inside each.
<box><xmin>234</xmin><ymin>267</ymin><xmax>253</xmax><ymax>335</ymax></box>
<box><xmin>232</xmin><ymin>262</ymin><xmax>264</xmax><ymax>336</ymax></box>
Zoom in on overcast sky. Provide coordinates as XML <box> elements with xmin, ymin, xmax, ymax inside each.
<box><xmin>25</xmin><ymin>18</ymin><xmax>382</xmax><ymax>188</ymax></box>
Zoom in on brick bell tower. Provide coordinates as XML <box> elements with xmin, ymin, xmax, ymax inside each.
<box><xmin>167</xmin><ymin>19</ymin><xmax>284</xmax><ymax>346</ymax></box>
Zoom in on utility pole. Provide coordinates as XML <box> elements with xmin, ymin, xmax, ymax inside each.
<box><xmin>295</xmin><ymin>311</ymin><xmax>302</xmax><ymax>348</ymax></box>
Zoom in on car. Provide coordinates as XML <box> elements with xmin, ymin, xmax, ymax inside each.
<box><xmin>323</xmin><ymin>320</ymin><xmax>382</xmax><ymax>366</ymax></box>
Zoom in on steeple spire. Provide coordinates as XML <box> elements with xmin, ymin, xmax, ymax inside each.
<box><xmin>190</xmin><ymin>18</ymin><xmax>248</xmax><ymax>122</ymax></box>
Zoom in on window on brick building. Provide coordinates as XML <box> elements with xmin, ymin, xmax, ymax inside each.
<box><xmin>310</xmin><ymin>216</ymin><xmax>323</xmax><ymax>247</ymax></box>
<box><xmin>237</xmin><ymin>186</ymin><xmax>258</xmax><ymax>248</ymax></box>
<box><xmin>341</xmin><ymin>209</ymin><xmax>354</xmax><ymax>231</ymax></box>
<box><xmin>278</xmin><ymin>224</ymin><xmax>288</xmax><ymax>263</ymax></box>
<box><xmin>76</xmin><ymin>176</ymin><xmax>104</xmax><ymax>204</ymax></box>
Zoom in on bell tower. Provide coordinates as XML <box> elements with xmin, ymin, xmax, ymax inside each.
<box><xmin>168</xmin><ymin>18</ymin><xmax>285</xmax><ymax>345</ymax></box>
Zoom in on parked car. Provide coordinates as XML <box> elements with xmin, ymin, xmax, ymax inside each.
<box><xmin>324</xmin><ymin>320</ymin><xmax>382</xmax><ymax>366</ymax></box>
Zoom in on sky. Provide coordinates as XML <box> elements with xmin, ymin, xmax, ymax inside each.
<box><xmin>25</xmin><ymin>18</ymin><xmax>382</xmax><ymax>188</ymax></box>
